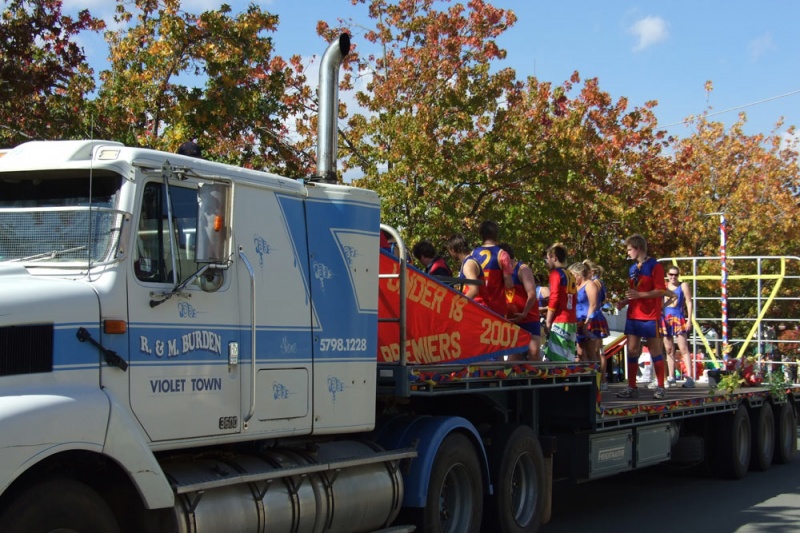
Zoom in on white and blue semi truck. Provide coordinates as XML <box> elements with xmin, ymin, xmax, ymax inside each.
<box><xmin>0</xmin><ymin>35</ymin><xmax>796</xmax><ymax>533</ymax></box>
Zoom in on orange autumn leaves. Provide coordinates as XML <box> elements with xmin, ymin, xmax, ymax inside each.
<box><xmin>1</xmin><ymin>0</ymin><xmax>797</xmax><ymax>297</ymax></box>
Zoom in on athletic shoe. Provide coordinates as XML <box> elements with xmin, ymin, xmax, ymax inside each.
<box><xmin>600</xmin><ymin>382</ymin><xmax>609</xmax><ymax>392</ymax></box>
<box><xmin>682</xmin><ymin>377</ymin><xmax>696</xmax><ymax>388</ymax></box>
<box><xmin>666</xmin><ymin>376</ymin><xmax>677</xmax><ymax>388</ymax></box>
<box><xmin>647</xmin><ymin>379</ymin><xmax>659</xmax><ymax>389</ymax></box>
<box><xmin>653</xmin><ymin>387</ymin><xmax>667</xmax><ymax>400</ymax></box>
<box><xmin>616</xmin><ymin>386</ymin><xmax>639</xmax><ymax>398</ymax></box>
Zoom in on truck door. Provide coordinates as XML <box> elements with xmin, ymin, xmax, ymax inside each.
<box><xmin>127</xmin><ymin>179</ymin><xmax>241</xmax><ymax>441</ymax></box>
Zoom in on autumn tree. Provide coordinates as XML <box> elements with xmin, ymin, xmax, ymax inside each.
<box><xmin>496</xmin><ymin>74</ymin><xmax>674</xmax><ymax>286</ymax></box>
<box><xmin>659</xmin><ymin>97</ymin><xmax>800</xmax><ymax>329</ymax></box>
<box><xmin>95</xmin><ymin>0</ymin><xmax>311</xmax><ymax>174</ymax></box>
<box><xmin>0</xmin><ymin>0</ymin><xmax>104</xmax><ymax>146</ymax></box>
<box><xmin>662</xmin><ymin>113</ymin><xmax>799</xmax><ymax>258</ymax></box>
<box><xmin>317</xmin><ymin>0</ymin><xmax>520</xmax><ymax>243</ymax></box>
<box><xmin>318</xmin><ymin>0</ymin><xmax>674</xmax><ymax>289</ymax></box>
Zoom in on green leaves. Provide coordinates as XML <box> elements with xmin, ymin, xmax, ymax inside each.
<box><xmin>320</xmin><ymin>1</ymin><xmax>677</xmax><ymax>288</ymax></box>
<box><xmin>94</xmin><ymin>0</ymin><xmax>309</xmax><ymax>173</ymax></box>
<box><xmin>1</xmin><ymin>0</ymin><xmax>796</xmax><ymax>293</ymax></box>
<box><xmin>0</xmin><ymin>0</ymin><xmax>104</xmax><ymax>145</ymax></box>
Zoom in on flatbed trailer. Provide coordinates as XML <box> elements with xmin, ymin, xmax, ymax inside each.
<box><xmin>374</xmin><ymin>240</ymin><xmax>798</xmax><ymax>530</ymax></box>
<box><xmin>377</xmin><ymin>356</ymin><xmax>798</xmax><ymax>525</ymax></box>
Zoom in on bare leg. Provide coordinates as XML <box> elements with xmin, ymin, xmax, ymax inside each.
<box><xmin>590</xmin><ymin>339</ymin><xmax>600</xmax><ymax>363</ymax></box>
<box><xmin>595</xmin><ymin>338</ymin><xmax>607</xmax><ymax>383</ymax></box>
<box><xmin>528</xmin><ymin>337</ymin><xmax>541</xmax><ymax>361</ymax></box>
<box><xmin>663</xmin><ymin>335</ymin><xmax>676</xmax><ymax>380</ymax></box>
<box><xmin>676</xmin><ymin>334</ymin><xmax>692</xmax><ymax>380</ymax></box>
<box><xmin>645</xmin><ymin>336</ymin><xmax>665</xmax><ymax>387</ymax></box>
<box><xmin>626</xmin><ymin>335</ymin><xmax>642</xmax><ymax>387</ymax></box>
<box><xmin>580</xmin><ymin>339</ymin><xmax>597</xmax><ymax>363</ymax></box>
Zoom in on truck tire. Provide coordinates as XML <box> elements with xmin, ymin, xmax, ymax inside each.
<box><xmin>709</xmin><ymin>404</ymin><xmax>751</xmax><ymax>480</ymax></box>
<box><xmin>484</xmin><ymin>424</ymin><xmax>544</xmax><ymax>533</ymax></box>
<box><xmin>0</xmin><ymin>478</ymin><xmax>121</xmax><ymax>533</ymax></box>
<box><xmin>773</xmin><ymin>401</ymin><xmax>797</xmax><ymax>465</ymax></box>
<box><xmin>749</xmin><ymin>403</ymin><xmax>775</xmax><ymax>471</ymax></box>
<box><xmin>422</xmin><ymin>432</ymin><xmax>483</xmax><ymax>533</ymax></box>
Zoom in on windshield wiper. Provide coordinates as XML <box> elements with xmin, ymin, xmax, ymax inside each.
<box><xmin>8</xmin><ymin>245</ymin><xmax>87</xmax><ymax>263</ymax></box>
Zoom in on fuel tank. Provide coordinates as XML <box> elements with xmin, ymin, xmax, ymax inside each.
<box><xmin>163</xmin><ymin>440</ymin><xmax>404</xmax><ymax>533</ymax></box>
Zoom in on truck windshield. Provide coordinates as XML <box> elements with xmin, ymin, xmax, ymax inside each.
<box><xmin>0</xmin><ymin>169</ymin><xmax>125</xmax><ymax>265</ymax></box>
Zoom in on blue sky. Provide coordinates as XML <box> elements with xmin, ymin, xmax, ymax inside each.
<box><xmin>65</xmin><ymin>0</ymin><xmax>800</xmax><ymax>143</ymax></box>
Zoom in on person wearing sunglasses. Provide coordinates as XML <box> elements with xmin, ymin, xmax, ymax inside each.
<box><xmin>663</xmin><ymin>267</ymin><xmax>696</xmax><ymax>388</ymax></box>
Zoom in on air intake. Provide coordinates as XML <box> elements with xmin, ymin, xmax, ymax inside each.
<box><xmin>0</xmin><ymin>325</ymin><xmax>54</xmax><ymax>376</ymax></box>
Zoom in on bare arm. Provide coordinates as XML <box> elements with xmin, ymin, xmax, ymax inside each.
<box><xmin>593</xmin><ymin>278</ymin><xmax>606</xmax><ymax>306</ymax></box>
<box><xmin>511</xmin><ymin>265</ymin><xmax>537</xmax><ymax>323</ymax></box>
<box><xmin>584</xmin><ymin>280</ymin><xmax>598</xmax><ymax>324</ymax></box>
<box><xmin>545</xmin><ymin>308</ymin><xmax>555</xmax><ymax>330</ymax></box>
<box><xmin>499</xmin><ymin>250</ymin><xmax>515</xmax><ymax>289</ymax></box>
<box><xmin>462</xmin><ymin>258</ymin><xmax>481</xmax><ymax>300</ymax></box>
<box><xmin>627</xmin><ymin>288</ymin><xmax>674</xmax><ymax>301</ymax></box>
<box><xmin>538</xmin><ymin>286</ymin><xmax>550</xmax><ymax>312</ymax></box>
<box><xmin>682</xmin><ymin>281</ymin><xmax>693</xmax><ymax>323</ymax></box>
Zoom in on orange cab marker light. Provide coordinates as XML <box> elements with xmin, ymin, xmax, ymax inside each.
<box><xmin>104</xmin><ymin>320</ymin><xmax>127</xmax><ymax>335</ymax></box>
<box><xmin>214</xmin><ymin>215</ymin><xmax>223</xmax><ymax>232</ymax></box>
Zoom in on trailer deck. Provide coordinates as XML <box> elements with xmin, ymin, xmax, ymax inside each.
<box><xmin>377</xmin><ymin>360</ymin><xmax>799</xmax><ymax>428</ymax></box>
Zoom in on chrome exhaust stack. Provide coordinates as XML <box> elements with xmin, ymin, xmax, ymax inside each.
<box><xmin>313</xmin><ymin>33</ymin><xmax>351</xmax><ymax>183</ymax></box>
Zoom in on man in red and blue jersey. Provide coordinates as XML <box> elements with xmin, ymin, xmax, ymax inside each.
<box><xmin>471</xmin><ymin>220</ymin><xmax>514</xmax><ymax>317</ymax></box>
<box><xmin>542</xmin><ymin>243</ymin><xmax>578</xmax><ymax>361</ymax></box>
<box><xmin>412</xmin><ymin>240</ymin><xmax>452</xmax><ymax>277</ymax></box>
<box><xmin>498</xmin><ymin>243</ymin><xmax>542</xmax><ymax>361</ymax></box>
<box><xmin>446</xmin><ymin>233</ymin><xmax>483</xmax><ymax>301</ymax></box>
<box><xmin>615</xmin><ymin>234</ymin><xmax>674</xmax><ymax>400</ymax></box>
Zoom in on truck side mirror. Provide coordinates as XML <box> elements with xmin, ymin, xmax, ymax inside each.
<box><xmin>196</xmin><ymin>183</ymin><xmax>230</xmax><ymax>263</ymax></box>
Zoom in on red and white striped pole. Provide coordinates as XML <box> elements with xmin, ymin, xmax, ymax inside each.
<box><xmin>708</xmin><ymin>211</ymin><xmax>729</xmax><ymax>367</ymax></box>
<box><xmin>719</xmin><ymin>214</ymin><xmax>729</xmax><ymax>360</ymax></box>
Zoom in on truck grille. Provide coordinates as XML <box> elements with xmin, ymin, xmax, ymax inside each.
<box><xmin>0</xmin><ymin>325</ymin><xmax>54</xmax><ymax>376</ymax></box>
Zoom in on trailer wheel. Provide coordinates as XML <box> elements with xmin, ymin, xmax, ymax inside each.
<box><xmin>0</xmin><ymin>478</ymin><xmax>121</xmax><ymax>533</ymax></box>
<box><xmin>423</xmin><ymin>432</ymin><xmax>483</xmax><ymax>533</ymax></box>
<box><xmin>484</xmin><ymin>424</ymin><xmax>544</xmax><ymax>533</ymax></box>
<box><xmin>749</xmin><ymin>403</ymin><xmax>775</xmax><ymax>471</ymax></box>
<box><xmin>710</xmin><ymin>404</ymin><xmax>751</xmax><ymax>480</ymax></box>
<box><xmin>773</xmin><ymin>401</ymin><xmax>797</xmax><ymax>465</ymax></box>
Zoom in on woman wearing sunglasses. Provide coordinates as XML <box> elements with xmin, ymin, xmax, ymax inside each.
<box><xmin>663</xmin><ymin>267</ymin><xmax>695</xmax><ymax>388</ymax></box>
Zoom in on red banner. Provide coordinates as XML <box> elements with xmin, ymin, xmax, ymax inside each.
<box><xmin>378</xmin><ymin>252</ymin><xmax>530</xmax><ymax>364</ymax></box>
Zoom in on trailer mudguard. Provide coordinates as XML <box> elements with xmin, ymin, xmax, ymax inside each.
<box><xmin>102</xmin><ymin>391</ymin><xmax>175</xmax><ymax>509</ymax></box>
<box><xmin>373</xmin><ymin>415</ymin><xmax>491</xmax><ymax>508</ymax></box>
<box><xmin>0</xmin><ymin>385</ymin><xmax>110</xmax><ymax>496</ymax></box>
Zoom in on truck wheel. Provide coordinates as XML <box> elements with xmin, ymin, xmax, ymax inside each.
<box><xmin>423</xmin><ymin>432</ymin><xmax>483</xmax><ymax>533</ymax></box>
<box><xmin>484</xmin><ymin>424</ymin><xmax>544</xmax><ymax>533</ymax></box>
<box><xmin>749</xmin><ymin>403</ymin><xmax>775</xmax><ymax>471</ymax></box>
<box><xmin>773</xmin><ymin>401</ymin><xmax>797</xmax><ymax>465</ymax></box>
<box><xmin>0</xmin><ymin>478</ymin><xmax>121</xmax><ymax>533</ymax></box>
<box><xmin>710</xmin><ymin>404</ymin><xmax>751</xmax><ymax>480</ymax></box>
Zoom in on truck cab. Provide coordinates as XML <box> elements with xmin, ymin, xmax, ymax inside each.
<box><xmin>0</xmin><ymin>133</ymin><xmax>382</xmax><ymax>434</ymax></box>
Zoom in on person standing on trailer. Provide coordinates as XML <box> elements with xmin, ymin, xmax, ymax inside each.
<box><xmin>471</xmin><ymin>220</ymin><xmax>515</xmax><ymax>316</ymax></box>
<box><xmin>569</xmin><ymin>262</ymin><xmax>600</xmax><ymax>364</ymax></box>
<box><xmin>615</xmin><ymin>234</ymin><xmax>674</xmax><ymax>400</ymax></box>
<box><xmin>412</xmin><ymin>240</ymin><xmax>452</xmax><ymax>277</ymax></box>
<box><xmin>446</xmin><ymin>233</ymin><xmax>483</xmax><ymax>301</ymax></box>
<box><xmin>584</xmin><ymin>259</ymin><xmax>611</xmax><ymax>390</ymax></box>
<box><xmin>663</xmin><ymin>266</ymin><xmax>696</xmax><ymax>388</ymax></box>
<box><xmin>498</xmin><ymin>243</ymin><xmax>542</xmax><ymax>361</ymax></box>
<box><xmin>542</xmin><ymin>243</ymin><xmax>578</xmax><ymax>362</ymax></box>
